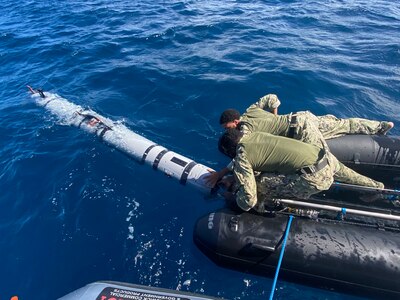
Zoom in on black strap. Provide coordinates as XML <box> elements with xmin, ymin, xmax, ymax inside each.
<box><xmin>78</xmin><ymin>114</ymin><xmax>92</xmax><ymax>128</ymax></box>
<box><xmin>141</xmin><ymin>144</ymin><xmax>157</xmax><ymax>164</ymax></box>
<box><xmin>37</xmin><ymin>89</ymin><xmax>46</xmax><ymax>98</ymax></box>
<box><xmin>287</xmin><ymin>115</ymin><xmax>298</xmax><ymax>138</ymax></box>
<box><xmin>153</xmin><ymin>149</ymin><xmax>169</xmax><ymax>170</ymax></box>
<box><xmin>297</xmin><ymin>157</ymin><xmax>328</xmax><ymax>175</ymax></box>
<box><xmin>43</xmin><ymin>98</ymin><xmax>55</xmax><ymax>107</ymax></box>
<box><xmin>98</xmin><ymin>126</ymin><xmax>111</xmax><ymax>139</ymax></box>
<box><xmin>179</xmin><ymin>161</ymin><xmax>197</xmax><ymax>185</ymax></box>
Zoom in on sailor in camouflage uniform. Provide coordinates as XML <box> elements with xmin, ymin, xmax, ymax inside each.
<box><xmin>221</xmin><ymin>93</ymin><xmax>393</xmax><ymax>139</ymax></box>
<box><xmin>205</xmin><ymin>93</ymin><xmax>393</xmax><ymax>186</ymax></box>
<box><xmin>218</xmin><ymin>129</ymin><xmax>384</xmax><ymax>212</ymax></box>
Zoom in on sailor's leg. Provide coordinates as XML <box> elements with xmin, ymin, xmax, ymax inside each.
<box><xmin>318</xmin><ymin>115</ymin><xmax>393</xmax><ymax>138</ymax></box>
<box><xmin>346</xmin><ymin>118</ymin><xmax>393</xmax><ymax>135</ymax></box>
<box><xmin>256</xmin><ymin>173</ymin><xmax>288</xmax><ymax>199</ymax></box>
<box><xmin>289</xmin><ymin>160</ymin><xmax>336</xmax><ymax>199</ymax></box>
<box><xmin>295</xmin><ymin>112</ymin><xmax>329</xmax><ymax>150</ymax></box>
<box><xmin>317</xmin><ymin>114</ymin><xmax>351</xmax><ymax>139</ymax></box>
<box><xmin>332</xmin><ymin>158</ymin><xmax>384</xmax><ymax>189</ymax></box>
<box><xmin>256</xmin><ymin>172</ymin><xmax>325</xmax><ymax>201</ymax></box>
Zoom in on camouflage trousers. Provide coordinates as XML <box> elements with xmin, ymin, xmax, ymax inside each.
<box><xmin>254</xmin><ymin>152</ymin><xmax>384</xmax><ymax>212</ymax></box>
<box><xmin>291</xmin><ymin>111</ymin><xmax>390</xmax><ymax>145</ymax></box>
<box><xmin>306</xmin><ymin>113</ymin><xmax>387</xmax><ymax>140</ymax></box>
<box><xmin>288</xmin><ymin>111</ymin><xmax>329</xmax><ymax>150</ymax></box>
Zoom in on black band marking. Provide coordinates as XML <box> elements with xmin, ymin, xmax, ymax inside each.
<box><xmin>171</xmin><ymin>156</ymin><xmax>188</xmax><ymax>167</ymax></box>
<box><xmin>141</xmin><ymin>144</ymin><xmax>157</xmax><ymax>164</ymax></box>
<box><xmin>99</xmin><ymin>126</ymin><xmax>111</xmax><ymax>139</ymax></box>
<box><xmin>78</xmin><ymin>115</ymin><xmax>91</xmax><ymax>128</ymax></box>
<box><xmin>153</xmin><ymin>149</ymin><xmax>169</xmax><ymax>170</ymax></box>
<box><xmin>180</xmin><ymin>161</ymin><xmax>197</xmax><ymax>185</ymax></box>
<box><xmin>43</xmin><ymin>98</ymin><xmax>56</xmax><ymax>107</ymax></box>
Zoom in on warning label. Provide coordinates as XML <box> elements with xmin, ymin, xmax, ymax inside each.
<box><xmin>96</xmin><ymin>287</ymin><xmax>190</xmax><ymax>300</ymax></box>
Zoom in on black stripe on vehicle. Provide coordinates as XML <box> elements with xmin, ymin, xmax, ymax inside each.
<box><xmin>170</xmin><ymin>156</ymin><xmax>188</xmax><ymax>167</ymax></box>
<box><xmin>78</xmin><ymin>115</ymin><xmax>91</xmax><ymax>128</ymax></box>
<box><xmin>179</xmin><ymin>161</ymin><xmax>197</xmax><ymax>185</ymax></box>
<box><xmin>141</xmin><ymin>144</ymin><xmax>157</xmax><ymax>164</ymax></box>
<box><xmin>99</xmin><ymin>127</ymin><xmax>111</xmax><ymax>139</ymax></box>
<box><xmin>43</xmin><ymin>99</ymin><xmax>55</xmax><ymax>108</ymax></box>
<box><xmin>153</xmin><ymin>149</ymin><xmax>169</xmax><ymax>170</ymax></box>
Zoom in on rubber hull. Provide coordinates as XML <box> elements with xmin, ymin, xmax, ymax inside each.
<box><xmin>194</xmin><ymin>209</ymin><xmax>400</xmax><ymax>298</ymax></box>
<box><xmin>327</xmin><ymin>135</ymin><xmax>400</xmax><ymax>187</ymax></box>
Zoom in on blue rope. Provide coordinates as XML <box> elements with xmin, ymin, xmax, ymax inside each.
<box><xmin>269</xmin><ymin>215</ymin><xmax>294</xmax><ymax>300</ymax></box>
<box><xmin>337</xmin><ymin>207</ymin><xmax>347</xmax><ymax>220</ymax></box>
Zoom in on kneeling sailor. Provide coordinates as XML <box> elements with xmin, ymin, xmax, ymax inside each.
<box><xmin>218</xmin><ymin>129</ymin><xmax>384</xmax><ymax>212</ymax></box>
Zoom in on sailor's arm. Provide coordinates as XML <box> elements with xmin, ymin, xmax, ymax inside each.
<box><xmin>204</xmin><ymin>159</ymin><xmax>235</xmax><ymax>187</ymax></box>
<box><xmin>233</xmin><ymin>148</ymin><xmax>258</xmax><ymax>211</ymax></box>
<box><xmin>247</xmin><ymin>94</ymin><xmax>281</xmax><ymax>115</ymax></box>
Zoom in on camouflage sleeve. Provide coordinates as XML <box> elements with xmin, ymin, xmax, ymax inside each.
<box><xmin>239</xmin><ymin>123</ymin><xmax>252</xmax><ymax>136</ymax></box>
<box><xmin>247</xmin><ymin>94</ymin><xmax>281</xmax><ymax>111</ymax></box>
<box><xmin>226</xmin><ymin>159</ymin><xmax>235</xmax><ymax>171</ymax></box>
<box><xmin>233</xmin><ymin>146</ymin><xmax>258</xmax><ymax>211</ymax></box>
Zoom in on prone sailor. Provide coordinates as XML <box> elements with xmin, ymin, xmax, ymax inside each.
<box><xmin>206</xmin><ymin>93</ymin><xmax>394</xmax><ymax>186</ymax></box>
<box><xmin>217</xmin><ymin>129</ymin><xmax>384</xmax><ymax>212</ymax></box>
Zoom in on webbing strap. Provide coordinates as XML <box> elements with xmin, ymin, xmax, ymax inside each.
<box><xmin>269</xmin><ymin>215</ymin><xmax>294</xmax><ymax>300</ymax></box>
<box><xmin>287</xmin><ymin>115</ymin><xmax>298</xmax><ymax>138</ymax></box>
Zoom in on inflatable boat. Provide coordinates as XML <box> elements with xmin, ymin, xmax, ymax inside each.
<box><xmin>327</xmin><ymin>134</ymin><xmax>400</xmax><ymax>188</ymax></box>
<box><xmin>193</xmin><ymin>209</ymin><xmax>400</xmax><ymax>299</ymax></box>
<box><xmin>193</xmin><ymin>134</ymin><xmax>400</xmax><ymax>298</ymax></box>
<box><xmin>322</xmin><ymin>135</ymin><xmax>400</xmax><ymax>210</ymax></box>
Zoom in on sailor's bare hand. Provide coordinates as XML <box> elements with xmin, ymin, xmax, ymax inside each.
<box><xmin>204</xmin><ymin>170</ymin><xmax>220</xmax><ymax>187</ymax></box>
<box><xmin>204</xmin><ymin>167</ymin><xmax>232</xmax><ymax>187</ymax></box>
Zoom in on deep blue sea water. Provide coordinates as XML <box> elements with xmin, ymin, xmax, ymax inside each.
<box><xmin>1</xmin><ymin>1</ymin><xmax>399</xmax><ymax>299</ymax></box>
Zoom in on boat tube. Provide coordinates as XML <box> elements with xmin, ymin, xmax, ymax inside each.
<box><xmin>193</xmin><ymin>209</ymin><xmax>400</xmax><ymax>299</ymax></box>
<box><xmin>58</xmin><ymin>281</ymin><xmax>220</xmax><ymax>300</ymax></box>
<box><xmin>326</xmin><ymin>135</ymin><xmax>400</xmax><ymax>188</ymax></box>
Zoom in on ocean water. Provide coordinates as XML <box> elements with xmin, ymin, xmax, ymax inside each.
<box><xmin>0</xmin><ymin>1</ymin><xmax>399</xmax><ymax>299</ymax></box>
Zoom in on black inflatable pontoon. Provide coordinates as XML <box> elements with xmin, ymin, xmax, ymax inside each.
<box><xmin>194</xmin><ymin>135</ymin><xmax>400</xmax><ymax>298</ymax></box>
<box><xmin>327</xmin><ymin>134</ymin><xmax>400</xmax><ymax>188</ymax></box>
<box><xmin>305</xmin><ymin>135</ymin><xmax>400</xmax><ymax>210</ymax></box>
<box><xmin>194</xmin><ymin>209</ymin><xmax>400</xmax><ymax>299</ymax></box>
